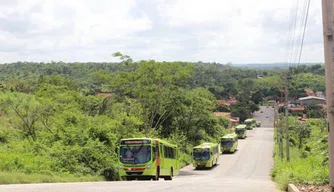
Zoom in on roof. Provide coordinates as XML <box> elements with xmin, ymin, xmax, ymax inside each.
<box><xmin>235</xmin><ymin>124</ymin><xmax>247</xmax><ymax>129</ymax></box>
<box><xmin>230</xmin><ymin>118</ymin><xmax>238</xmax><ymax>123</ymax></box>
<box><xmin>221</xmin><ymin>133</ymin><xmax>237</xmax><ymax>139</ymax></box>
<box><xmin>298</xmin><ymin>96</ymin><xmax>326</xmax><ymax>101</ymax></box>
<box><xmin>213</xmin><ymin>112</ymin><xmax>230</xmax><ymax>117</ymax></box>
<box><xmin>193</xmin><ymin>142</ymin><xmax>218</xmax><ymax>149</ymax></box>
<box><xmin>217</xmin><ymin>97</ymin><xmax>238</xmax><ymax>106</ymax></box>
<box><xmin>304</xmin><ymin>88</ymin><xmax>315</xmax><ymax>96</ymax></box>
<box><xmin>217</xmin><ymin>100</ymin><xmax>230</xmax><ymax>106</ymax></box>
<box><xmin>288</xmin><ymin>107</ymin><xmax>305</xmax><ymax>112</ymax></box>
<box><xmin>96</xmin><ymin>92</ymin><xmax>112</xmax><ymax>98</ymax></box>
<box><xmin>244</xmin><ymin>119</ymin><xmax>255</xmax><ymax>122</ymax></box>
<box><xmin>120</xmin><ymin>138</ymin><xmax>177</xmax><ymax>147</ymax></box>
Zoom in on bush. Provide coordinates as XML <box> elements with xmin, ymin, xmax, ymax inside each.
<box><xmin>272</xmin><ymin>118</ymin><xmax>329</xmax><ymax>190</ymax></box>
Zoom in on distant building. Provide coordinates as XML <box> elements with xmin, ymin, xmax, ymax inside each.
<box><xmin>217</xmin><ymin>96</ymin><xmax>238</xmax><ymax>107</ymax></box>
<box><xmin>96</xmin><ymin>92</ymin><xmax>112</xmax><ymax>98</ymax></box>
<box><xmin>298</xmin><ymin>96</ymin><xmax>326</xmax><ymax>106</ymax></box>
<box><xmin>213</xmin><ymin>112</ymin><xmax>238</xmax><ymax>128</ymax></box>
<box><xmin>288</xmin><ymin>106</ymin><xmax>305</xmax><ymax>115</ymax></box>
<box><xmin>315</xmin><ymin>91</ymin><xmax>325</xmax><ymax>98</ymax></box>
<box><xmin>304</xmin><ymin>88</ymin><xmax>315</xmax><ymax>96</ymax></box>
<box><xmin>257</xmin><ymin>74</ymin><xmax>264</xmax><ymax>79</ymax></box>
<box><xmin>217</xmin><ymin>100</ymin><xmax>230</xmax><ymax>107</ymax></box>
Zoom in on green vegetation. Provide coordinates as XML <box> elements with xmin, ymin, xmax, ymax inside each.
<box><xmin>0</xmin><ymin>53</ymin><xmax>325</xmax><ymax>184</ymax></box>
<box><xmin>271</xmin><ymin>118</ymin><xmax>329</xmax><ymax>190</ymax></box>
<box><xmin>2</xmin><ymin>54</ymin><xmax>262</xmax><ymax>184</ymax></box>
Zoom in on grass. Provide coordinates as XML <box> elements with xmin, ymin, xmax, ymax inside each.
<box><xmin>271</xmin><ymin>118</ymin><xmax>329</xmax><ymax>191</ymax></box>
<box><xmin>0</xmin><ymin>171</ymin><xmax>104</xmax><ymax>184</ymax></box>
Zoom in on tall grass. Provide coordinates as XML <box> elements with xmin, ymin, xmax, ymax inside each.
<box><xmin>0</xmin><ymin>172</ymin><xmax>104</xmax><ymax>184</ymax></box>
<box><xmin>271</xmin><ymin>118</ymin><xmax>329</xmax><ymax>190</ymax></box>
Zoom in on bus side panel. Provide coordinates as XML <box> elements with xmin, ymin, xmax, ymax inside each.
<box><xmin>160</xmin><ymin>146</ymin><xmax>178</xmax><ymax>176</ymax></box>
<box><xmin>173</xmin><ymin>148</ymin><xmax>179</xmax><ymax>176</ymax></box>
<box><xmin>160</xmin><ymin>143</ymin><xmax>167</xmax><ymax>176</ymax></box>
<box><xmin>155</xmin><ymin>140</ymin><xmax>160</xmax><ymax>175</ymax></box>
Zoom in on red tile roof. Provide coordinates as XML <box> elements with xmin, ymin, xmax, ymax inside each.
<box><xmin>288</xmin><ymin>107</ymin><xmax>305</xmax><ymax>112</ymax></box>
<box><xmin>213</xmin><ymin>112</ymin><xmax>231</xmax><ymax>117</ymax></box>
<box><xmin>217</xmin><ymin>100</ymin><xmax>230</xmax><ymax>106</ymax></box>
<box><xmin>304</xmin><ymin>88</ymin><xmax>315</xmax><ymax>96</ymax></box>
<box><xmin>96</xmin><ymin>92</ymin><xmax>112</xmax><ymax>98</ymax></box>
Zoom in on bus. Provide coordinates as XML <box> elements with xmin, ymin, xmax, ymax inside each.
<box><xmin>118</xmin><ymin>138</ymin><xmax>179</xmax><ymax>181</ymax></box>
<box><xmin>244</xmin><ymin>118</ymin><xmax>256</xmax><ymax>130</ymax></box>
<box><xmin>221</xmin><ymin>133</ymin><xmax>238</xmax><ymax>153</ymax></box>
<box><xmin>192</xmin><ymin>142</ymin><xmax>219</xmax><ymax>169</ymax></box>
<box><xmin>235</xmin><ymin>124</ymin><xmax>247</xmax><ymax>139</ymax></box>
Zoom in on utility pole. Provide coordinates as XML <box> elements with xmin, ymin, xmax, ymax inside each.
<box><xmin>274</xmin><ymin>104</ymin><xmax>282</xmax><ymax>159</ymax></box>
<box><xmin>279</xmin><ymin>113</ymin><xmax>284</xmax><ymax>160</ymax></box>
<box><xmin>322</xmin><ymin>0</ymin><xmax>334</xmax><ymax>191</ymax></box>
<box><xmin>285</xmin><ymin>73</ymin><xmax>290</xmax><ymax>161</ymax></box>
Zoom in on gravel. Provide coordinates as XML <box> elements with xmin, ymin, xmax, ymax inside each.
<box><xmin>297</xmin><ymin>184</ymin><xmax>330</xmax><ymax>192</ymax></box>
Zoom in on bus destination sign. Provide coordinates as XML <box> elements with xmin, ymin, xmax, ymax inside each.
<box><xmin>121</xmin><ymin>139</ymin><xmax>151</xmax><ymax>145</ymax></box>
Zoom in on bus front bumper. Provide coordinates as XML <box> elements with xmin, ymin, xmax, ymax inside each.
<box><xmin>193</xmin><ymin>161</ymin><xmax>210</xmax><ymax>168</ymax></box>
<box><xmin>119</xmin><ymin>165</ymin><xmax>156</xmax><ymax>178</ymax></box>
<box><xmin>222</xmin><ymin>147</ymin><xmax>234</xmax><ymax>152</ymax></box>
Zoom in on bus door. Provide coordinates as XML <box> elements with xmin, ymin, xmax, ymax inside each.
<box><xmin>175</xmin><ymin>147</ymin><xmax>179</xmax><ymax>170</ymax></box>
<box><xmin>160</xmin><ymin>143</ymin><xmax>165</xmax><ymax>173</ymax></box>
<box><xmin>154</xmin><ymin>141</ymin><xmax>160</xmax><ymax>169</ymax></box>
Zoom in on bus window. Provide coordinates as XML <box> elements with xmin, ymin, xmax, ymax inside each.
<box><xmin>160</xmin><ymin>144</ymin><xmax>164</xmax><ymax>157</ymax></box>
<box><xmin>120</xmin><ymin>145</ymin><xmax>151</xmax><ymax>164</ymax></box>
<box><xmin>152</xmin><ymin>146</ymin><xmax>156</xmax><ymax>161</ymax></box>
<box><xmin>155</xmin><ymin>143</ymin><xmax>159</xmax><ymax>157</ymax></box>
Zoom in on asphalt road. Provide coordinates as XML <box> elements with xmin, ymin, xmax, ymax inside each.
<box><xmin>0</xmin><ymin>106</ymin><xmax>278</xmax><ymax>192</ymax></box>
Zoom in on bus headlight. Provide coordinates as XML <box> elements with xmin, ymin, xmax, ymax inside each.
<box><xmin>146</xmin><ymin>164</ymin><xmax>151</xmax><ymax>170</ymax></box>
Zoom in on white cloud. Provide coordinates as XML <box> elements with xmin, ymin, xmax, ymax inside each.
<box><xmin>0</xmin><ymin>0</ymin><xmax>325</xmax><ymax>63</ymax></box>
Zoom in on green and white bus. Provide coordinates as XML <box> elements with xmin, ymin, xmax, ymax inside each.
<box><xmin>221</xmin><ymin>133</ymin><xmax>238</xmax><ymax>153</ymax></box>
<box><xmin>244</xmin><ymin>118</ymin><xmax>256</xmax><ymax>130</ymax></box>
<box><xmin>193</xmin><ymin>142</ymin><xmax>219</xmax><ymax>169</ymax></box>
<box><xmin>235</xmin><ymin>124</ymin><xmax>247</xmax><ymax>139</ymax></box>
<box><xmin>119</xmin><ymin>138</ymin><xmax>179</xmax><ymax>181</ymax></box>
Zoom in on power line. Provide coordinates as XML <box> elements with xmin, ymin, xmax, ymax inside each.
<box><xmin>293</xmin><ymin>0</ymin><xmax>307</xmax><ymax>64</ymax></box>
<box><xmin>288</xmin><ymin>0</ymin><xmax>300</xmax><ymax>66</ymax></box>
<box><xmin>296</xmin><ymin>0</ymin><xmax>311</xmax><ymax>67</ymax></box>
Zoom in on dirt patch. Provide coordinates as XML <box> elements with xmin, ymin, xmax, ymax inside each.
<box><xmin>296</xmin><ymin>184</ymin><xmax>331</xmax><ymax>192</ymax></box>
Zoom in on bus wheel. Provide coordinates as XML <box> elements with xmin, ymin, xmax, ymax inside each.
<box><xmin>153</xmin><ymin>167</ymin><xmax>160</xmax><ymax>181</ymax></box>
<box><xmin>165</xmin><ymin>168</ymin><xmax>173</xmax><ymax>180</ymax></box>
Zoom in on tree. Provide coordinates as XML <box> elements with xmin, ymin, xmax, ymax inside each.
<box><xmin>1</xmin><ymin>92</ymin><xmax>41</xmax><ymax>140</ymax></box>
<box><xmin>251</xmin><ymin>91</ymin><xmax>264</xmax><ymax>104</ymax></box>
<box><xmin>294</xmin><ymin>122</ymin><xmax>311</xmax><ymax>149</ymax></box>
<box><xmin>110</xmin><ymin>60</ymin><xmax>193</xmax><ymax>135</ymax></box>
<box><xmin>230</xmin><ymin>103</ymin><xmax>251</xmax><ymax>122</ymax></box>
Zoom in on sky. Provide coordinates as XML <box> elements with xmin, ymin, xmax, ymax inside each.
<box><xmin>0</xmin><ymin>0</ymin><xmax>324</xmax><ymax>64</ymax></box>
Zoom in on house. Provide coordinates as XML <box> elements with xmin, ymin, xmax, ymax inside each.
<box><xmin>213</xmin><ymin>112</ymin><xmax>239</xmax><ymax>127</ymax></box>
<box><xmin>257</xmin><ymin>74</ymin><xmax>264</xmax><ymax>79</ymax></box>
<box><xmin>288</xmin><ymin>106</ymin><xmax>305</xmax><ymax>115</ymax></box>
<box><xmin>298</xmin><ymin>96</ymin><xmax>326</xmax><ymax>106</ymax></box>
<box><xmin>304</xmin><ymin>88</ymin><xmax>315</xmax><ymax>96</ymax></box>
<box><xmin>315</xmin><ymin>91</ymin><xmax>325</xmax><ymax>98</ymax></box>
<box><xmin>217</xmin><ymin>96</ymin><xmax>238</xmax><ymax>107</ymax></box>
<box><xmin>217</xmin><ymin>100</ymin><xmax>230</xmax><ymax>107</ymax></box>
<box><xmin>228</xmin><ymin>95</ymin><xmax>238</xmax><ymax>105</ymax></box>
<box><xmin>96</xmin><ymin>92</ymin><xmax>112</xmax><ymax>98</ymax></box>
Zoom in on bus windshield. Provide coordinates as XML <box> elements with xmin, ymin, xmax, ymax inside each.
<box><xmin>236</xmin><ymin>129</ymin><xmax>245</xmax><ymax>134</ymax></box>
<box><xmin>120</xmin><ymin>145</ymin><xmax>151</xmax><ymax>164</ymax></box>
<box><xmin>193</xmin><ymin>149</ymin><xmax>210</xmax><ymax>161</ymax></box>
<box><xmin>221</xmin><ymin>140</ymin><xmax>234</xmax><ymax>147</ymax></box>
